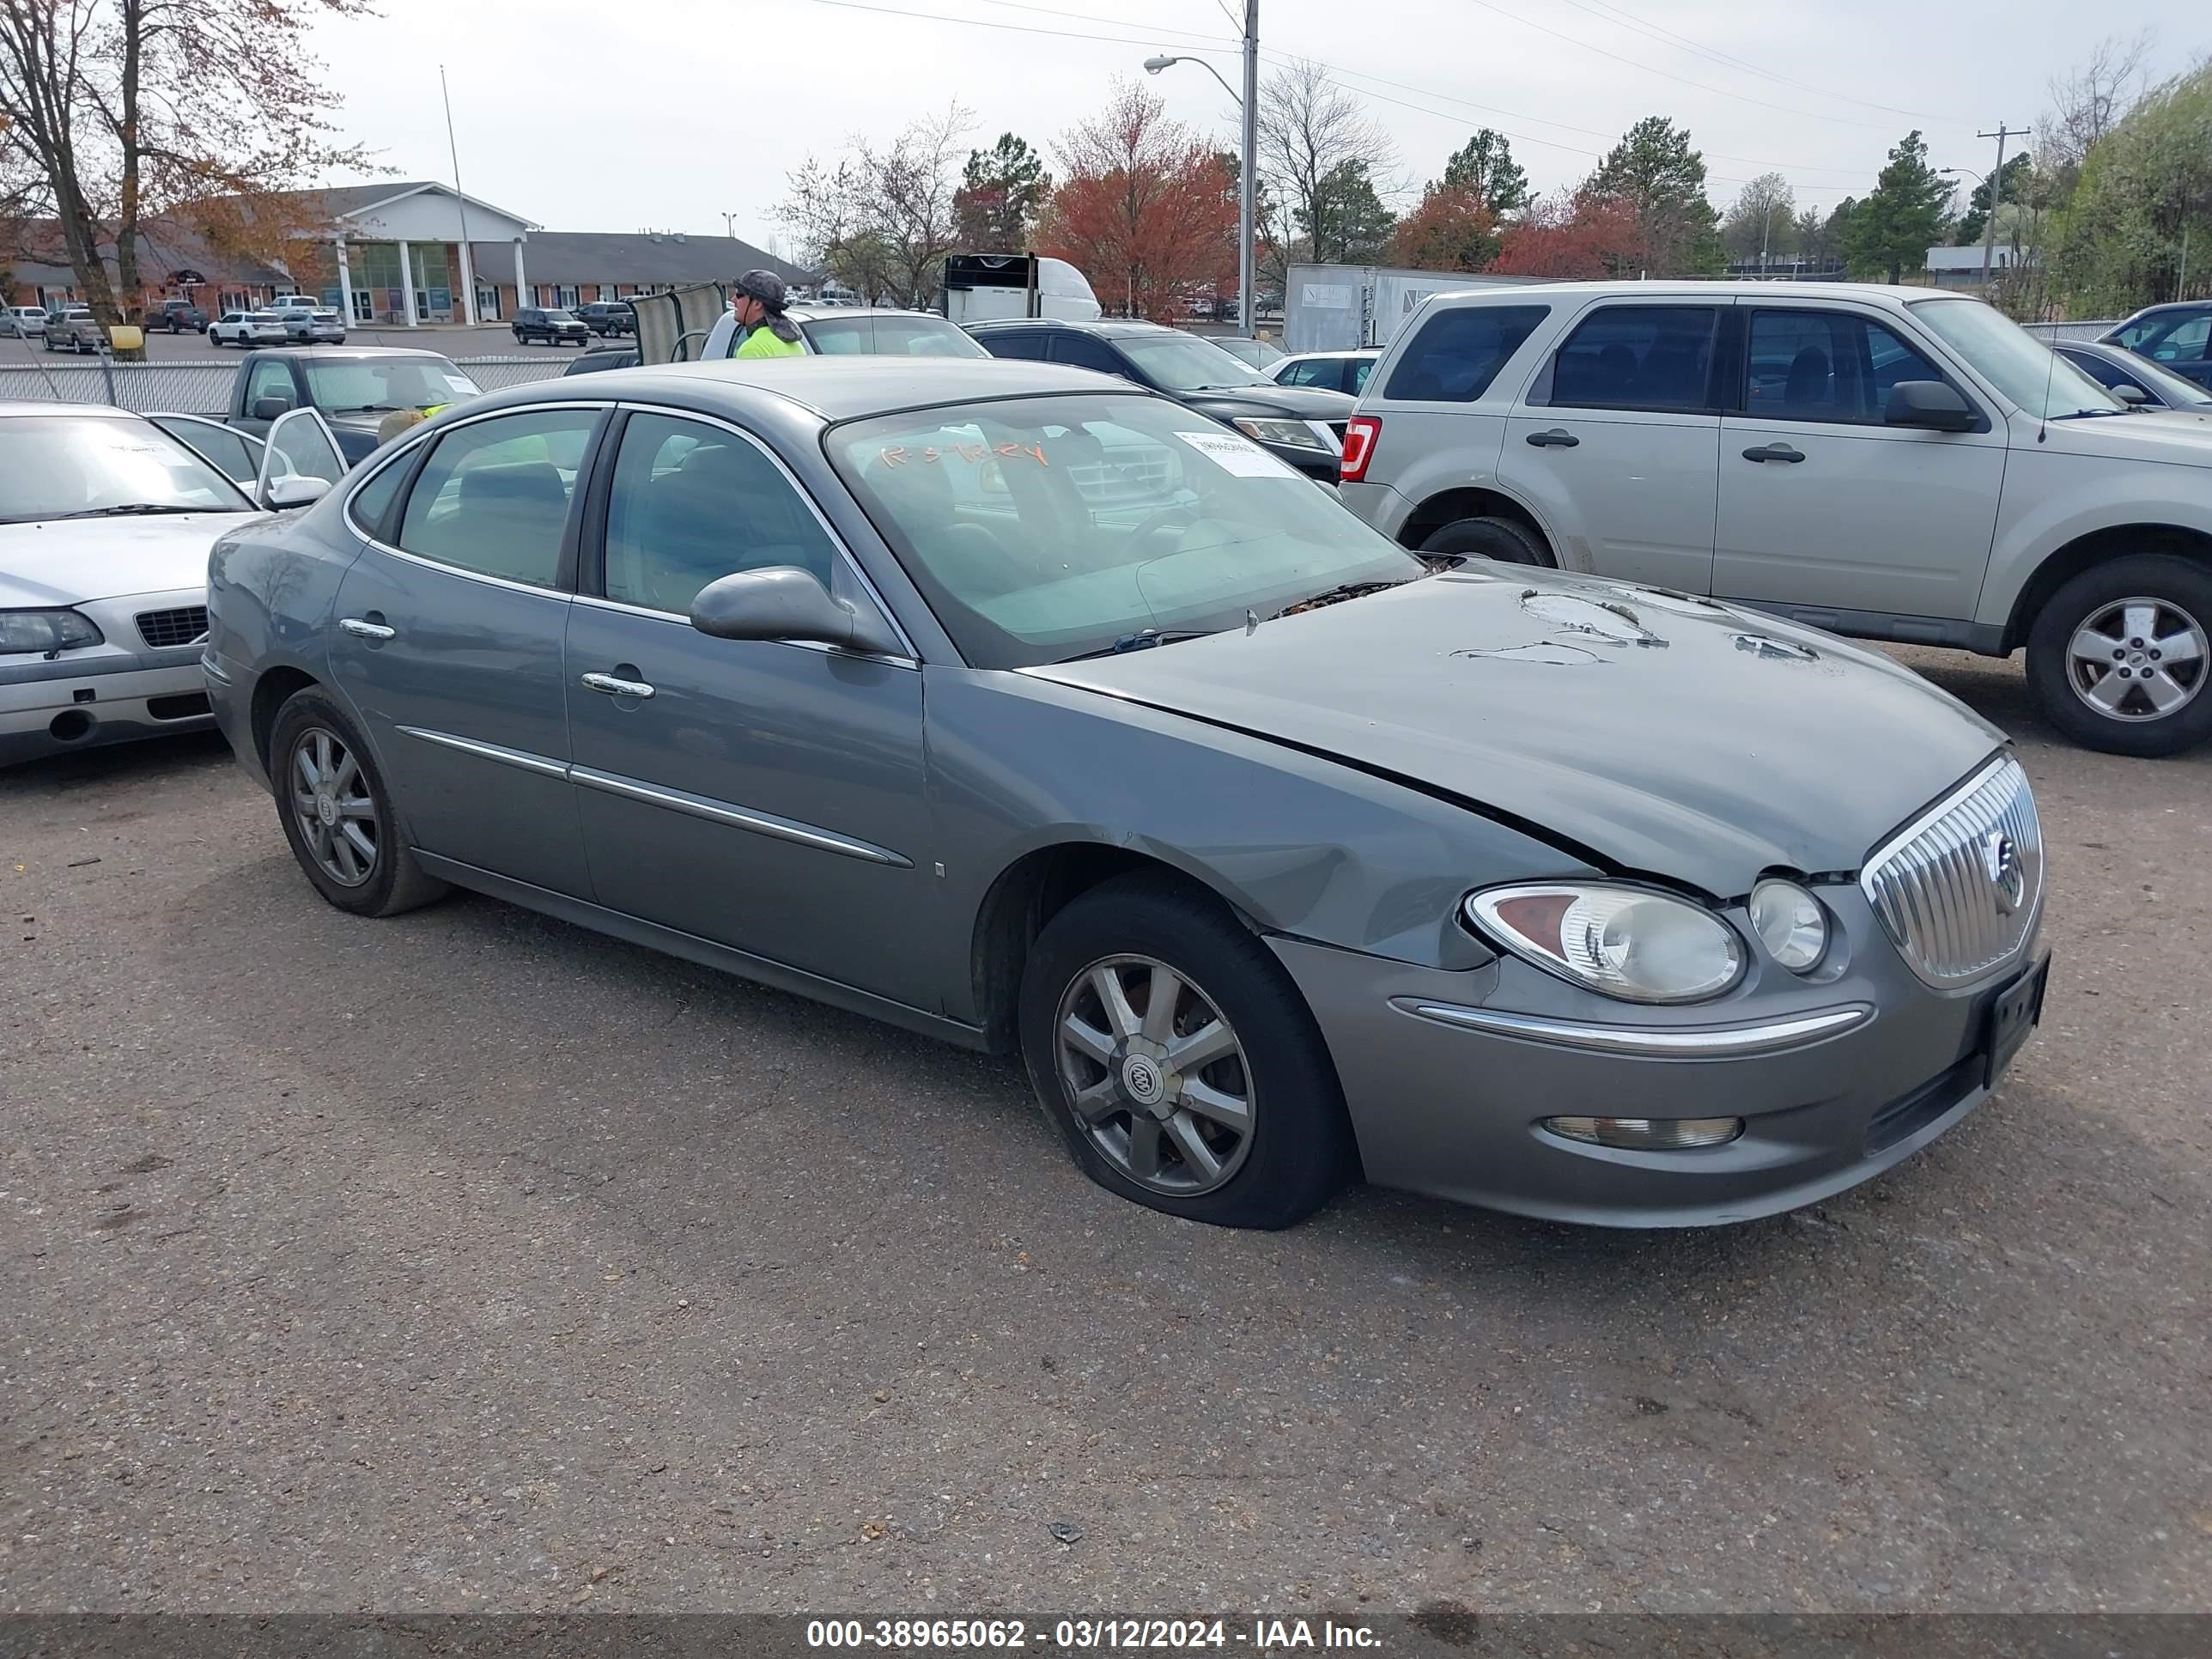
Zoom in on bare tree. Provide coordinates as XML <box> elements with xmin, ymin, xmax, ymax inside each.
<box><xmin>2040</xmin><ymin>31</ymin><xmax>2154</xmax><ymax>186</ymax></box>
<box><xmin>1</xmin><ymin>0</ymin><xmax>376</xmax><ymax>321</ymax></box>
<box><xmin>776</xmin><ymin>105</ymin><xmax>973</xmax><ymax>308</ymax></box>
<box><xmin>1255</xmin><ymin>58</ymin><xmax>1397</xmax><ymax>269</ymax></box>
<box><xmin>1720</xmin><ymin>172</ymin><xmax>1796</xmax><ymax>264</ymax></box>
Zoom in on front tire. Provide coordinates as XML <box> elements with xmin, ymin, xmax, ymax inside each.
<box><xmin>269</xmin><ymin>690</ymin><xmax>449</xmax><ymax>918</ymax></box>
<box><xmin>1017</xmin><ymin>872</ymin><xmax>1356</xmax><ymax>1229</ymax></box>
<box><xmin>1419</xmin><ymin>514</ymin><xmax>1552</xmax><ymax>568</ymax></box>
<box><xmin>2026</xmin><ymin>554</ymin><xmax>2212</xmax><ymax>757</ymax></box>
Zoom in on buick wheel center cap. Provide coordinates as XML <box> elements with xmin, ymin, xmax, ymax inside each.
<box><xmin>316</xmin><ymin>792</ymin><xmax>337</xmax><ymax>826</ymax></box>
<box><xmin>1121</xmin><ymin>1053</ymin><xmax>1166</xmax><ymax>1109</ymax></box>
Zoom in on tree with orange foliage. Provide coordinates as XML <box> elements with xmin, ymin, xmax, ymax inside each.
<box><xmin>1490</xmin><ymin>190</ymin><xmax>1646</xmax><ymax>279</ymax></box>
<box><xmin>1389</xmin><ymin>185</ymin><xmax>1499</xmax><ymax>273</ymax></box>
<box><xmin>1040</xmin><ymin>80</ymin><xmax>1236</xmax><ymax>320</ymax></box>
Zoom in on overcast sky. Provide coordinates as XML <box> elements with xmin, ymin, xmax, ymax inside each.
<box><xmin>305</xmin><ymin>0</ymin><xmax>2209</xmax><ymax>250</ymax></box>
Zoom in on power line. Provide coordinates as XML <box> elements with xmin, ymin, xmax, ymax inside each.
<box><xmin>963</xmin><ymin>0</ymin><xmax>1229</xmax><ymax>48</ymax></box>
<box><xmin>1559</xmin><ymin>0</ymin><xmax>1948</xmax><ymax>125</ymax></box>
<box><xmin>1451</xmin><ymin>0</ymin><xmax>1917</xmax><ymax>132</ymax></box>
<box><xmin>799</xmin><ymin>0</ymin><xmax>1236</xmax><ymax>54</ymax></box>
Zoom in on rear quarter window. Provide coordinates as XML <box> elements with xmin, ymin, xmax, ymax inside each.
<box><xmin>1382</xmin><ymin>305</ymin><xmax>1551</xmax><ymax>403</ymax></box>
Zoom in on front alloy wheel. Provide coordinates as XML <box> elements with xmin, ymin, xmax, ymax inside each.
<box><xmin>2063</xmin><ymin>596</ymin><xmax>2206</xmax><ymax>725</ymax></box>
<box><xmin>1055</xmin><ymin>954</ymin><xmax>1255</xmax><ymax>1196</ymax></box>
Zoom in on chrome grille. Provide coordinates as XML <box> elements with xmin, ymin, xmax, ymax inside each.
<box><xmin>1860</xmin><ymin>757</ymin><xmax>2043</xmax><ymax>988</ymax></box>
<box><xmin>136</xmin><ymin>605</ymin><xmax>209</xmax><ymax>649</ymax></box>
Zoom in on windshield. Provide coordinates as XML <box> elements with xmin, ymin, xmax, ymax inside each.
<box><xmin>829</xmin><ymin>392</ymin><xmax>1422</xmax><ymax>669</ymax></box>
<box><xmin>1213</xmin><ymin>337</ymin><xmax>1285</xmax><ymax>368</ymax></box>
<box><xmin>1908</xmin><ymin>298</ymin><xmax>2123</xmax><ymax>419</ymax></box>
<box><xmin>0</xmin><ymin>415</ymin><xmax>249</xmax><ymax>524</ymax></box>
<box><xmin>543</xmin><ymin>309</ymin><xmax>578</xmax><ymax>321</ymax></box>
<box><xmin>1116</xmin><ymin>331</ymin><xmax>1276</xmax><ymax>392</ymax></box>
<box><xmin>805</xmin><ymin>314</ymin><xmax>988</xmax><ymax>358</ymax></box>
<box><xmin>301</xmin><ymin>356</ymin><xmax>482</xmax><ymax>411</ymax></box>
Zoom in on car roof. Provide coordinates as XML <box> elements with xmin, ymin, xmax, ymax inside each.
<box><xmin>1281</xmin><ymin>349</ymin><xmax>1377</xmax><ymax>360</ymax></box>
<box><xmin>1419</xmin><ymin>279</ymin><xmax>1957</xmax><ymax>306</ymax></box>
<box><xmin>465</xmin><ymin>356</ymin><xmax>1137</xmax><ymax>423</ymax></box>
<box><xmin>259</xmin><ymin>345</ymin><xmax>452</xmax><ymax>360</ymax></box>
<box><xmin>789</xmin><ymin>306</ymin><xmax>965</xmax><ymax>324</ymax></box>
<box><xmin>0</xmin><ymin>400</ymin><xmax>141</xmax><ymax>420</ymax></box>
<box><xmin>965</xmin><ymin>317</ymin><xmax>1176</xmax><ymax>337</ymax></box>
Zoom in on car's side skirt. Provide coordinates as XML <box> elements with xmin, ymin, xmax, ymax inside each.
<box><xmin>1720</xmin><ymin>598</ymin><xmax>2008</xmax><ymax>658</ymax></box>
<box><xmin>411</xmin><ymin>850</ymin><xmax>992</xmax><ymax>1052</ymax></box>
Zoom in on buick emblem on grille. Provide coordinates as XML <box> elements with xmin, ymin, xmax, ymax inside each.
<box><xmin>1982</xmin><ymin>831</ymin><xmax>2024</xmax><ymax>915</ymax></box>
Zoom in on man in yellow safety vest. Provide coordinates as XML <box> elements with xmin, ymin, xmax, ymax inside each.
<box><xmin>730</xmin><ymin>270</ymin><xmax>805</xmax><ymax>359</ymax></box>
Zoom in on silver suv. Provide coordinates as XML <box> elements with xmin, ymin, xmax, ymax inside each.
<box><xmin>1339</xmin><ymin>281</ymin><xmax>2212</xmax><ymax>757</ymax></box>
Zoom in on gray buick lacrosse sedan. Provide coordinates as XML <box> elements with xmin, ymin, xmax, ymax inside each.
<box><xmin>204</xmin><ymin>358</ymin><xmax>2048</xmax><ymax>1230</ymax></box>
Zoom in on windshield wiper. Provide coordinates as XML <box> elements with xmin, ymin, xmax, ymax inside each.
<box><xmin>1271</xmin><ymin>579</ymin><xmax>1410</xmax><ymax>620</ymax></box>
<box><xmin>55</xmin><ymin>502</ymin><xmax>210</xmax><ymax>519</ymax></box>
<box><xmin>331</xmin><ymin>403</ymin><xmax>402</xmax><ymax>413</ymax></box>
<box><xmin>1056</xmin><ymin>629</ymin><xmax>1216</xmax><ymax>662</ymax></box>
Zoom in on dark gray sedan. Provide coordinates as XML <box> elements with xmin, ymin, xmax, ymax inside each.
<box><xmin>204</xmin><ymin>360</ymin><xmax>2049</xmax><ymax>1230</ymax></box>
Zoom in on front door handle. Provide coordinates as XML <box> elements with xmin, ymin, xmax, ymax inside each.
<box><xmin>338</xmin><ymin>617</ymin><xmax>396</xmax><ymax>641</ymax></box>
<box><xmin>1525</xmin><ymin>428</ymin><xmax>1580</xmax><ymax>448</ymax></box>
<box><xmin>1742</xmin><ymin>442</ymin><xmax>1806</xmax><ymax>464</ymax></box>
<box><xmin>580</xmin><ymin>671</ymin><xmax>655</xmax><ymax>700</ymax></box>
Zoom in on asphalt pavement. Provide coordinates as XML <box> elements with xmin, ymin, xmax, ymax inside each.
<box><xmin>3</xmin><ymin>648</ymin><xmax>2208</xmax><ymax>1616</ymax></box>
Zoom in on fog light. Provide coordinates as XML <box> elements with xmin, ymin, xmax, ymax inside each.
<box><xmin>1543</xmin><ymin>1115</ymin><xmax>1744</xmax><ymax>1150</ymax></box>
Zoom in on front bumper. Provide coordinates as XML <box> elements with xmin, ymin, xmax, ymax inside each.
<box><xmin>1272</xmin><ymin>899</ymin><xmax>2047</xmax><ymax>1227</ymax></box>
<box><xmin>0</xmin><ymin>654</ymin><xmax>215</xmax><ymax>766</ymax></box>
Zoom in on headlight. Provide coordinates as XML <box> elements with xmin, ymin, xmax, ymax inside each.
<box><xmin>1748</xmin><ymin>878</ymin><xmax>1828</xmax><ymax>972</ymax></box>
<box><xmin>1465</xmin><ymin>882</ymin><xmax>1745</xmax><ymax>1005</ymax></box>
<box><xmin>0</xmin><ymin>608</ymin><xmax>103</xmax><ymax>656</ymax></box>
<box><xmin>1231</xmin><ymin>416</ymin><xmax>1328</xmax><ymax>452</ymax></box>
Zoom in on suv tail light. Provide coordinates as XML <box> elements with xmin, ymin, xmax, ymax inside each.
<box><xmin>1340</xmin><ymin>416</ymin><xmax>1381</xmax><ymax>483</ymax></box>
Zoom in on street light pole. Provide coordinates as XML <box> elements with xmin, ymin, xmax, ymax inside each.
<box><xmin>1144</xmin><ymin>15</ymin><xmax>1258</xmax><ymax>335</ymax></box>
<box><xmin>1974</xmin><ymin>125</ymin><xmax>2023</xmax><ymax>295</ymax></box>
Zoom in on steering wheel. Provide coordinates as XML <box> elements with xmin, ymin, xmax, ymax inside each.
<box><xmin>1127</xmin><ymin>505</ymin><xmax>1200</xmax><ymax>550</ymax></box>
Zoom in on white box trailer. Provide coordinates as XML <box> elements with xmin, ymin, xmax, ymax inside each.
<box><xmin>942</xmin><ymin>253</ymin><xmax>1101</xmax><ymax>325</ymax></box>
<box><xmin>1285</xmin><ymin>264</ymin><xmax>1543</xmax><ymax>355</ymax></box>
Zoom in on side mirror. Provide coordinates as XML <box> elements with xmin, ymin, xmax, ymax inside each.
<box><xmin>690</xmin><ymin>567</ymin><xmax>905</xmax><ymax>657</ymax></box>
<box><xmin>1884</xmin><ymin>380</ymin><xmax>1978</xmax><ymax>432</ymax></box>
<box><xmin>252</xmin><ymin>394</ymin><xmax>292</xmax><ymax>422</ymax></box>
<box><xmin>262</xmin><ymin>475</ymin><xmax>330</xmax><ymax>510</ymax></box>
<box><xmin>2113</xmin><ymin>383</ymin><xmax>2149</xmax><ymax>406</ymax></box>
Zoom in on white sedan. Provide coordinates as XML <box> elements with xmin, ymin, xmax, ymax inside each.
<box><xmin>0</xmin><ymin>403</ymin><xmax>329</xmax><ymax>766</ymax></box>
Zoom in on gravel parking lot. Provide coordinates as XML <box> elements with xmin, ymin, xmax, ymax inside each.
<box><xmin>3</xmin><ymin>647</ymin><xmax>2208</xmax><ymax>1616</ymax></box>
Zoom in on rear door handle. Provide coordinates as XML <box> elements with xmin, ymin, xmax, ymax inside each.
<box><xmin>1742</xmin><ymin>443</ymin><xmax>1805</xmax><ymax>464</ymax></box>
<box><xmin>337</xmin><ymin>617</ymin><xmax>396</xmax><ymax>641</ymax></box>
<box><xmin>580</xmin><ymin>672</ymin><xmax>655</xmax><ymax>700</ymax></box>
<box><xmin>1525</xmin><ymin>428</ymin><xmax>1579</xmax><ymax>448</ymax></box>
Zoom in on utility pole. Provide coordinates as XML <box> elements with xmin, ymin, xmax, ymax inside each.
<box><xmin>1239</xmin><ymin>0</ymin><xmax>1258</xmax><ymax>336</ymax></box>
<box><xmin>1976</xmin><ymin>124</ymin><xmax>2024</xmax><ymax>295</ymax></box>
<box><xmin>441</xmin><ymin>68</ymin><xmax>477</xmax><ymax>325</ymax></box>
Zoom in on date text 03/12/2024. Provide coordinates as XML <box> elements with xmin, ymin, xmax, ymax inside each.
<box><xmin>805</xmin><ymin>1619</ymin><xmax>1384</xmax><ymax>1650</ymax></box>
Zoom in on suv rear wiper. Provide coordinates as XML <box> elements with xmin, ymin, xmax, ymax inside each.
<box><xmin>55</xmin><ymin>503</ymin><xmax>210</xmax><ymax>519</ymax></box>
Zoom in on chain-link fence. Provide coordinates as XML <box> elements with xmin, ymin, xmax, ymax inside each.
<box><xmin>2019</xmin><ymin>320</ymin><xmax>2118</xmax><ymax>343</ymax></box>
<box><xmin>0</xmin><ymin>352</ymin><xmax>576</xmax><ymax>415</ymax></box>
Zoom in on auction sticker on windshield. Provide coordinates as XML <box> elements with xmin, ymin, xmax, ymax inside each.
<box><xmin>1171</xmin><ymin>428</ymin><xmax>1297</xmax><ymax>477</ymax></box>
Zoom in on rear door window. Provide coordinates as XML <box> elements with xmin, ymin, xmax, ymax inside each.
<box><xmin>979</xmin><ymin>330</ymin><xmax>1048</xmax><ymax>361</ymax></box>
<box><xmin>1382</xmin><ymin>305</ymin><xmax>1551</xmax><ymax>403</ymax></box>
<box><xmin>1050</xmin><ymin>333</ymin><xmax>1130</xmax><ymax>377</ymax></box>
<box><xmin>396</xmin><ymin>409</ymin><xmax>601</xmax><ymax>587</ymax></box>
<box><xmin>1547</xmin><ymin>306</ymin><xmax>1719</xmax><ymax>412</ymax></box>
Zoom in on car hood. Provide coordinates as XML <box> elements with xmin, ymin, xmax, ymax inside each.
<box><xmin>2036</xmin><ymin>408</ymin><xmax>2212</xmax><ymax>465</ymax></box>
<box><xmin>0</xmin><ymin>510</ymin><xmax>262</xmax><ymax>607</ymax></box>
<box><xmin>1178</xmin><ymin>383</ymin><xmax>1357</xmax><ymax>422</ymax></box>
<box><xmin>1030</xmin><ymin>567</ymin><xmax>2003</xmax><ymax>895</ymax></box>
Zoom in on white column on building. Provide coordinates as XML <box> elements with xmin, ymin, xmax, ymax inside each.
<box><xmin>398</xmin><ymin>238</ymin><xmax>417</xmax><ymax>327</ymax></box>
<box><xmin>512</xmin><ymin>239</ymin><xmax>528</xmax><ymax>315</ymax></box>
<box><xmin>457</xmin><ymin>239</ymin><xmax>478</xmax><ymax>327</ymax></box>
<box><xmin>334</xmin><ymin>237</ymin><xmax>354</xmax><ymax>324</ymax></box>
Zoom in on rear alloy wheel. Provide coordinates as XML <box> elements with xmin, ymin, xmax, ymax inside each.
<box><xmin>269</xmin><ymin>690</ymin><xmax>448</xmax><ymax>917</ymax></box>
<box><xmin>2027</xmin><ymin>555</ymin><xmax>2212</xmax><ymax>757</ymax></box>
<box><xmin>1018</xmin><ymin>872</ymin><xmax>1356</xmax><ymax>1229</ymax></box>
<box><xmin>1419</xmin><ymin>514</ymin><xmax>1553</xmax><ymax>569</ymax></box>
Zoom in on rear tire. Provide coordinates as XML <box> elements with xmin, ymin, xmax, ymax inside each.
<box><xmin>269</xmin><ymin>689</ymin><xmax>449</xmax><ymax>918</ymax></box>
<box><xmin>1017</xmin><ymin>872</ymin><xmax>1356</xmax><ymax>1230</ymax></box>
<box><xmin>2025</xmin><ymin>554</ymin><xmax>2212</xmax><ymax>757</ymax></box>
<box><xmin>1419</xmin><ymin>514</ymin><xmax>1553</xmax><ymax>568</ymax></box>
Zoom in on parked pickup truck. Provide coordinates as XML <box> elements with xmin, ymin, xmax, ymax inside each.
<box><xmin>216</xmin><ymin>345</ymin><xmax>484</xmax><ymax>465</ymax></box>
